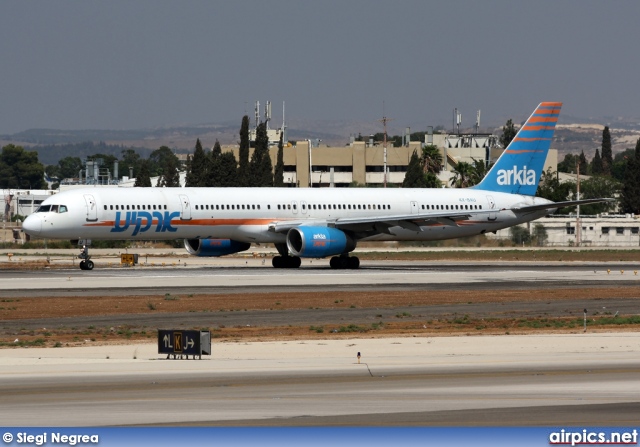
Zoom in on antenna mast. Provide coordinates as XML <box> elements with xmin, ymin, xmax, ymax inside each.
<box><xmin>378</xmin><ymin>104</ymin><xmax>394</xmax><ymax>188</ymax></box>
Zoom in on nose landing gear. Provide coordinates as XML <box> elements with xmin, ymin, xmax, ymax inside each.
<box><xmin>78</xmin><ymin>245</ymin><xmax>94</xmax><ymax>270</ymax></box>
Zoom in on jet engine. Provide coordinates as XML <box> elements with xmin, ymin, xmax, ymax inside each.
<box><xmin>184</xmin><ymin>239</ymin><xmax>251</xmax><ymax>257</ymax></box>
<box><xmin>286</xmin><ymin>226</ymin><xmax>355</xmax><ymax>258</ymax></box>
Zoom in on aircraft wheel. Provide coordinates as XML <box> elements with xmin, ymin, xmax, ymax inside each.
<box><xmin>329</xmin><ymin>257</ymin><xmax>339</xmax><ymax>269</ymax></box>
<box><xmin>272</xmin><ymin>256</ymin><xmax>283</xmax><ymax>268</ymax></box>
<box><xmin>348</xmin><ymin>256</ymin><xmax>360</xmax><ymax>269</ymax></box>
<box><xmin>79</xmin><ymin>261</ymin><xmax>86</xmax><ymax>270</ymax></box>
<box><xmin>289</xmin><ymin>256</ymin><xmax>301</xmax><ymax>268</ymax></box>
<box><xmin>85</xmin><ymin>260</ymin><xmax>94</xmax><ymax>270</ymax></box>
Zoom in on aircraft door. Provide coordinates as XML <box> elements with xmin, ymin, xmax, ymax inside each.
<box><xmin>179</xmin><ymin>194</ymin><xmax>192</xmax><ymax>220</ymax></box>
<box><xmin>410</xmin><ymin>201</ymin><xmax>419</xmax><ymax>214</ymax></box>
<box><xmin>83</xmin><ymin>194</ymin><xmax>98</xmax><ymax>222</ymax></box>
<box><xmin>486</xmin><ymin>195</ymin><xmax>497</xmax><ymax>221</ymax></box>
<box><xmin>301</xmin><ymin>201</ymin><xmax>307</xmax><ymax>214</ymax></box>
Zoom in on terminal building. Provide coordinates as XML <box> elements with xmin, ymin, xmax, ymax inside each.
<box><xmin>218</xmin><ymin>135</ymin><xmax>557</xmax><ymax>188</ymax></box>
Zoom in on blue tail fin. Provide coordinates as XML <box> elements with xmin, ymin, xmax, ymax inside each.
<box><xmin>473</xmin><ymin>102</ymin><xmax>562</xmax><ymax>195</ymax></box>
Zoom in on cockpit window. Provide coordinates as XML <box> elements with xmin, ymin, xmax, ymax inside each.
<box><xmin>36</xmin><ymin>204</ymin><xmax>68</xmax><ymax>213</ymax></box>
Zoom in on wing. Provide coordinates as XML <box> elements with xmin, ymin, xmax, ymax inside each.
<box><xmin>269</xmin><ymin>209</ymin><xmax>499</xmax><ymax>237</ymax></box>
<box><xmin>268</xmin><ymin>197</ymin><xmax>615</xmax><ymax>238</ymax></box>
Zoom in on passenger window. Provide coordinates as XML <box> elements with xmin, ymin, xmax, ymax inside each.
<box><xmin>110</xmin><ymin>205</ymin><xmax>113</xmax><ymax>211</ymax></box>
<box><xmin>103</xmin><ymin>205</ymin><xmax>107</xmax><ymax>211</ymax></box>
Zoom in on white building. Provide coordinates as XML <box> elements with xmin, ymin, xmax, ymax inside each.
<box><xmin>489</xmin><ymin>214</ymin><xmax>640</xmax><ymax>247</ymax></box>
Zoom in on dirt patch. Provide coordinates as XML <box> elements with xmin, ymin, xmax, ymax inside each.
<box><xmin>2</xmin><ymin>286</ymin><xmax>639</xmax><ymax>348</ymax></box>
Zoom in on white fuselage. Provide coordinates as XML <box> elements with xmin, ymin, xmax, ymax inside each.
<box><xmin>23</xmin><ymin>186</ymin><xmax>552</xmax><ymax>243</ymax></box>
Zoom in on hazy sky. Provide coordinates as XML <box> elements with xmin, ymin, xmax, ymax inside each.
<box><xmin>1</xmin><ymin>1</ymin><xmax>639</xmax><ymax>135</ymax></box>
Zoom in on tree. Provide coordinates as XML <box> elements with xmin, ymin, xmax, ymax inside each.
<box><xmin>185</xmin><ymin>139</ymin><xmax>207</xmax><ymax>187</ymax></box>
<box><xmin>273</xmin><ymin>132</ymin><xmax>285</xmax><ymax>187</ymax></box>
<box><xmin>248</xmin><ymin>122</ymin><xmax>273</xmax><ymax>187</ymax></box>
<box><xmin>238</xmin><ymin>115</ymin><xmax>250</xmax><ymax>187</ymax></box>
<box><xmin>402</xmin><ymin>150</ymin><xmax>428</xmax><ymax>188</ymax></box>
<box><xmin>469</xmin><ymin>158</ymin><xmax>492</xmax><ymax>186</ymax></box>
<box><xmin>57</xmin><ymin>156</ymin><xmax>83</xmax><ymax>179</ymax></box>
<box><xmin>206</xmin><ymin>140</ymin><xmax>223</xmax><ymax>187</ymax></box>
<box><xmin>149</xmin><ymin>146</ymin><xmax>180</xmax><ymax>178</ymax></box>
<box><xmin>0</xmin><ymin>144</ymin><xmax>46</xmax><ymax>189</ymax></box>
<box><xmin>421</xmin><ymin>144</ymin><xmax>443</xmax><ymax>175</ymax></box>
<box><xmin>578</xmin><ymin>150</ymin><xmax>588</xmax><ymax>175</ymax></box>
<box><xmin>591</xmin><ymin>148</ymin><xmax>603</xmax><ymax>175</ymax></box>
<box><xmin>601</xmin><ymin>126</ymin><xmax>612</xmax><ymax>176</ymax></box>
<box><xmin>45</xmin><ymin>164</ymin><xmax>60</xmax><ymax>180</ymax></box>
<box><xmin>449</xmin><ymin>161</ymin><xmax>474</xmax><ymax>188</ymax></box>
<box><xmin>578</xmin><ymin>175</ymin><xmax>620</xmax><ymax>214</ymax></box>
<box><xmin>612</xmin><ymin>148</ymin><xmax>634</xmax><ymax>181</ymax></box>
<box><xmin>156</xmin><ymin>152</ymin><xmax>181</xmax><ymax>187</ymax></box>
<box><xmin>532</xmin><ymin>224</ymin><xmax>548</xmax><ymax>247</ymax></box>
<box><xmin>620</xmin><ymin>138</ymin><xmax>640</xmax><ymax>214</ymax></box>
<box><xmin>499</xmin><ymin>119</ymin><xmax>517</xmax><ymax>149</ymax></box>
<box><xmin>134</xmin><ymin>159</ymin><xmax>152</xmax><ymax>187</ymax></box>
<box><xmin>537</xmin><ymin>168</ymin><xmax>575</xmax><ymax>205</ymax></box>
<box><xmin>217</xmin><ymin>151</ymin><xmax>239</xmax><ymax>187</ymax></box>
<box><xmin>119</xmin><ymin>149</ymin><xmax>142</xmax><ymax>180</ymax></box>
<box><xmin>509</xmin><ymin>225</ymin><xmax>531</xmax><ymax>245</ymax></box>
<box><xmin>558</xmin><ymin>153</ymin><xmax>579</xmax><ymax>173</ymax></box>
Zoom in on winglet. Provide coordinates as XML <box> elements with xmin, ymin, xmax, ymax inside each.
<box><xmin>473</xmin><ymin>102</ymin><xmax>562</xmax><ymax>196</ymax></box>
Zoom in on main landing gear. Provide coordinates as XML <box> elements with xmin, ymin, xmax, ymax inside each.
<box><xmin>329</xmin><ymin>255</ymin><xmax>360</xmax><ymax>269</ymax></box>
<box><xmin>78</xmin><ymin>245</ymin><xmax>94</xmax><ymax>271</ymax></box>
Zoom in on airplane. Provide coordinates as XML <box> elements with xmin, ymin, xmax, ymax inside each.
<box><xmin>22</xmin><ymin>102</ymin><xmax>611</xmax><ymax>270</ymax></box>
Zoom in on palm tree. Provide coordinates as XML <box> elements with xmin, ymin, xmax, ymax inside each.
<box><xmin>450</xmin><ymin>161</ymin><xmax>474</xmax><ymax>188</ymax></box>
<box><xmin>469</xmin><ymin>158</ymin><xmax>492</xmax><ymax>186</ymax></box>
<box><xmin>421</xmin><ymin>144</ymin><xmax>443</xmax><ymax>174</ymax></box>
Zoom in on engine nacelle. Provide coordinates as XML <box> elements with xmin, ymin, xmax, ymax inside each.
<box><xmin>286</xmin><ymin>226</ymin><xmax>356</xmax><ymax>258</ymax></box>
<box><xmin>184</xmin><ymin>239</ymin><xmax>251</xmax><ymax>257</ymax></box>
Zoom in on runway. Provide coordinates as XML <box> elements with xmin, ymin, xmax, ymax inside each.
<box><xmin>1</xmin><ymin>260</ymin><xmax>639</xmax><ymax>297</ymax></box>
<box><xmin>1</xmin><ymin>335</ymin><xmax>639</xmax><ymax>426</ymax></box>
<box><xmin>0</xmin><ymin>259</ymin><xmax>639</xmax><ymax>426</ymax></box>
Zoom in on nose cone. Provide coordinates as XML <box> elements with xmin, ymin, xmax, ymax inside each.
<box><xmin>22</xmin><ymin>214</ymin><xmax>42</xmax><ymax>236</ymax></box>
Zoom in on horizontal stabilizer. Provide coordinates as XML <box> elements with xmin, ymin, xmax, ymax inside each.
<box><xmin>512</xmin><ymin>198</ymin><xmax>615</xmax><ymax>213</ymax></box>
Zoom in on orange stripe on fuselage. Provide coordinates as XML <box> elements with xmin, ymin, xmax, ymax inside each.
<box><xmin>83</xmin><ymin>217</ymin><xmax>280</xmax><ymax>228</ymax></box>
